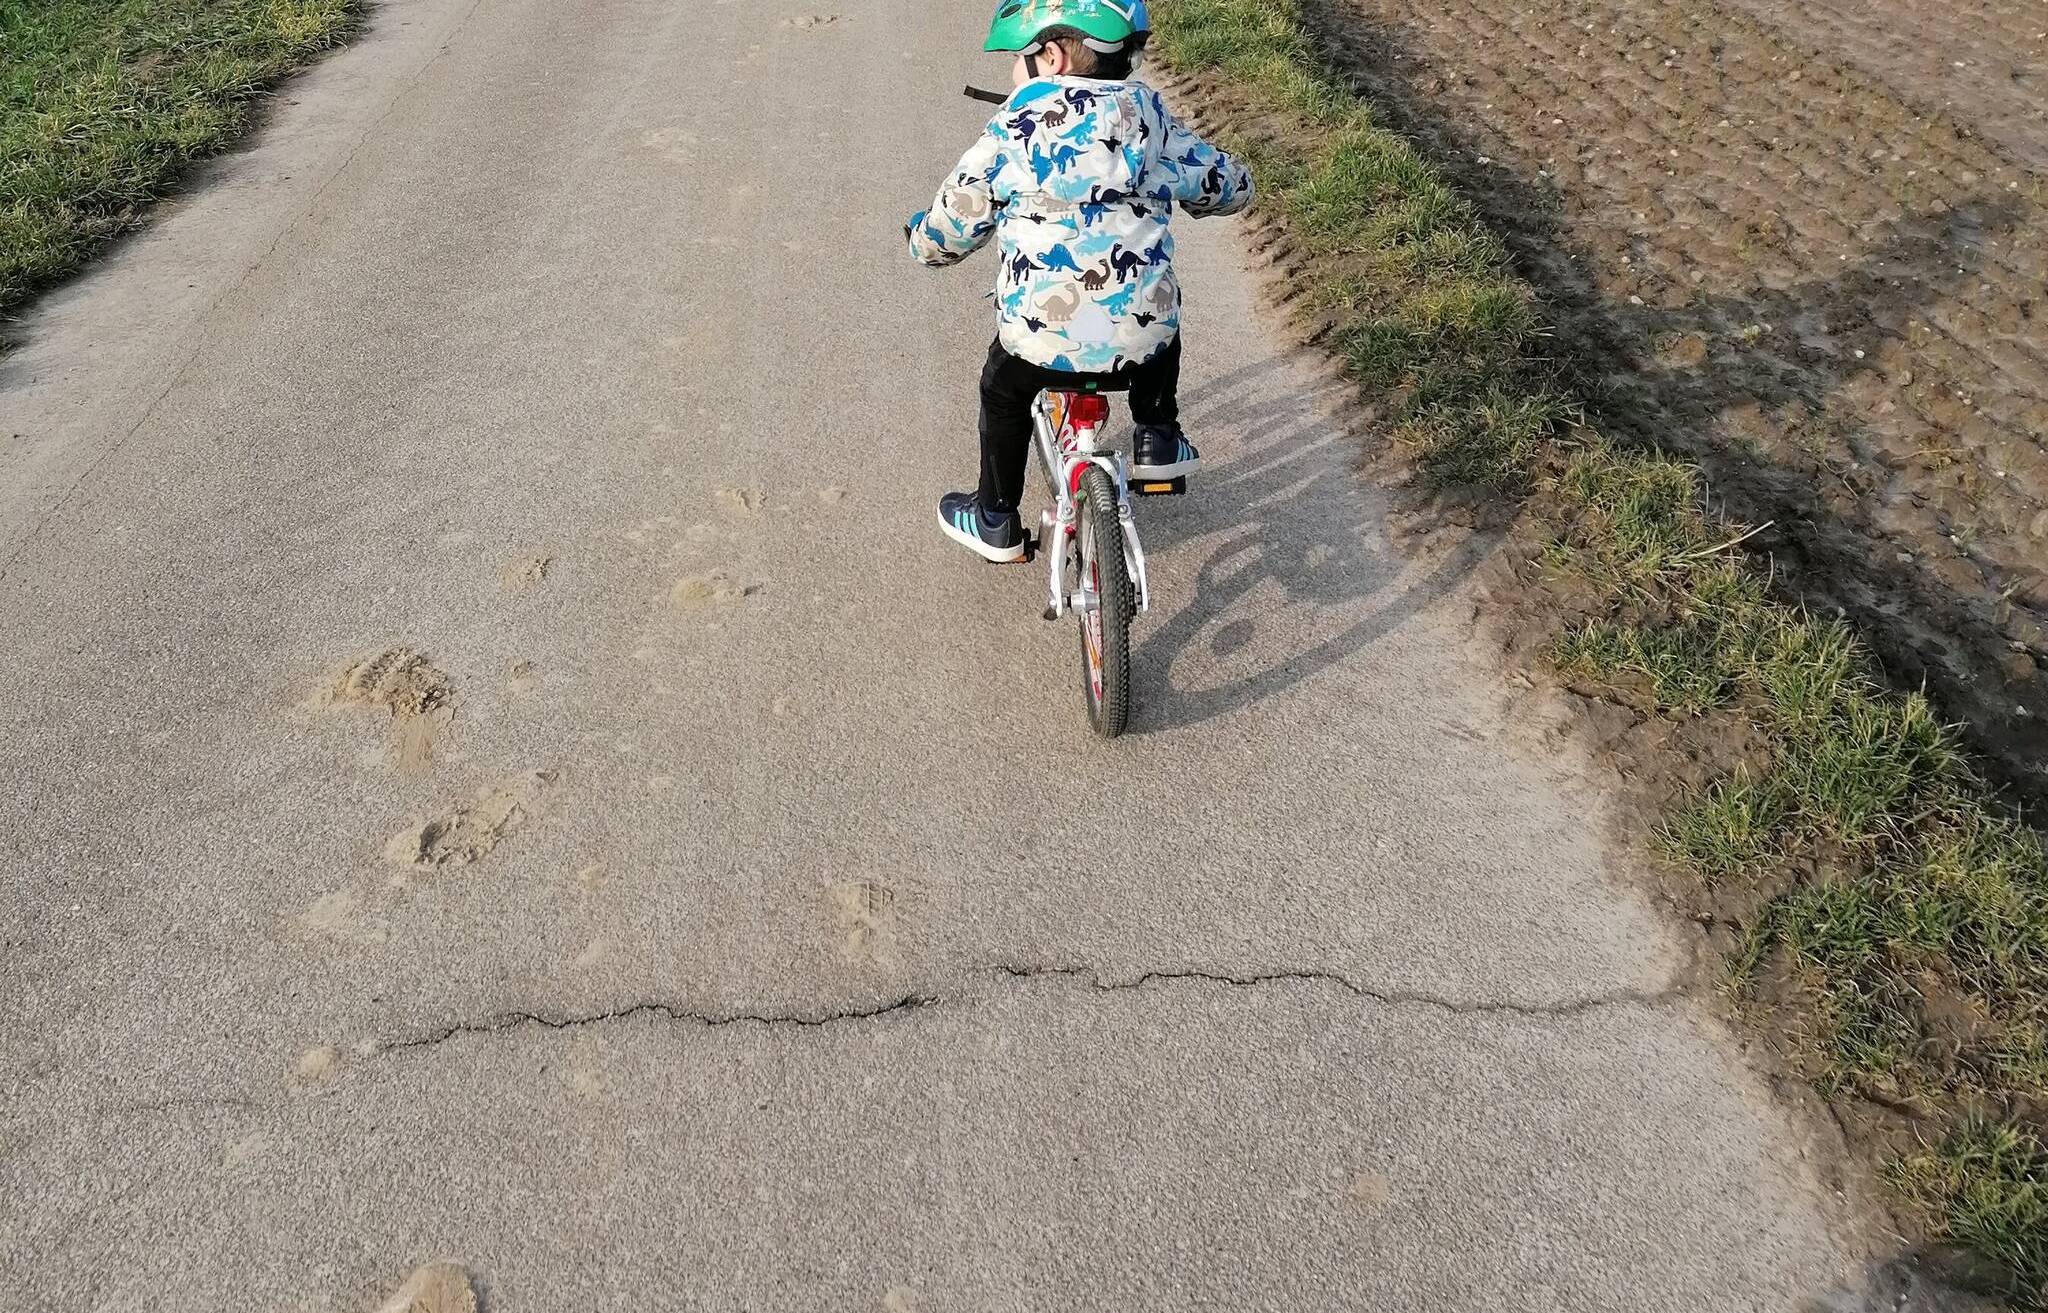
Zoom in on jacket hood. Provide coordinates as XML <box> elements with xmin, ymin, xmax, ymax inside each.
<box><xmin>999</xmin><ymin>78</ymin><xmax>1164</xmax><ymax>204</ymax></box>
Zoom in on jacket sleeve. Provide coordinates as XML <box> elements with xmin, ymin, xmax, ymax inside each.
<box><xmin>906</xmin><ymin>128</ymin><xmax>1007</xmax><ymax>266</ymax></box>
<box><xmin>1157</xmin><ymin>113</ymin><xmax>1253</xmax><ymax>218</ymax></box>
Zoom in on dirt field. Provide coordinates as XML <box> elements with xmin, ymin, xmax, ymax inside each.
<box><xmin>1303</xmin><ymin>0</ymin><xmax>2048</xmax><ymax>803</ymax></box>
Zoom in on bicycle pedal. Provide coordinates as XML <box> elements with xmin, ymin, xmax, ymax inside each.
<box><xmin>1133</xmin><ymin>478</ymin><xmax>1186</xmax><ymax>497</ymax></box>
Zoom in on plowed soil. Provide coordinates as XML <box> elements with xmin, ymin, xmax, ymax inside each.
<box><xmin>1304</xmin><ymin>0</ymin><xmax>2048</xmax><ymax>802</ymax></box>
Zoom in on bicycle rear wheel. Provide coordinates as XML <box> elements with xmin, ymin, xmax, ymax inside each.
<box><xmin>1074</xmin><ymin>465</ymin><xmax>1133</xmax><ymax>737</ymax></box>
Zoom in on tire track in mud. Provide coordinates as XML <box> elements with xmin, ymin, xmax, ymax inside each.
<box><xmin>1311</xmin><ymin>0</ymin><xmax>2048</xmax><ymax>798</ymax></box>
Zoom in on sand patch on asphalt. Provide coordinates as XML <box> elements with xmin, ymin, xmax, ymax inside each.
<box><xmin>317</xmin><ymin>649</ymin><xmax>454</xmax><ymax>775</ymax></box>
<box><xmin>1349</xmin><ymin>1169</ymin><xmax>1391</xmax><ymax>1209</ymax></box>
<box><xmin>290</xmin><ymin>887</ymin><xmax>389</xmax><ymax>944</ymax></box>
<box><xmin>293</xmin><ymin>1045</ymin><xmax>338</xmax><ymax>1082</ymax></box>
<box><xmin>372</xmin><ymin>1262</ymin><xmax>476</xmax><ymax>1313</ymax></box>
<box><xmin>384</xmin><ymin>770</ymin><xmax>555</xmax><ymax>872</ymax></box>
<box><xmin>715</xmin><ymin>484</ymin><xmax>765</xmax><ymax>514</ymax></box>
<box><xmin>828</xmin><ymin>879</ymin><xmax>897</xmax><ymax>964</ymax></box>
<box><xmin>639</xmin><ymin>126</ymin><xmax>700</xmax><ymax>164</ymax></box>
<box><xmin>670</xmin><ymin>572</ymin><xmax>757</xmax><ymax>609</ymax></box>
<box><xmin>623</xmin><ymin>513</ymin><xmax>682</xmax><ymax>547</ymax></box>
<box><xmin>505</xmin><ymin>660</ymin><xmax>538</xmax><ymax>696</ymax></box>
<box><xmin>223</xmin><ymin>1132</ymin><xmax>268</xmax><ymax>1167</ymax></box>
<box><xmin>298</xmin><ymin>888</ymin><xmax>359</xmax><ymax>935</ymax></box>
<box><xmin>498</xmin><ymin>553</ymin><xmax>551</xmax><ymax>593</ymax></box>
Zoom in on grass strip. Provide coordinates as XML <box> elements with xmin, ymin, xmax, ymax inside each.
<box><xmin>1149</xmin><ymin>0</ymin><xmax>2048</xmax><ymax>1302</ymax></box>
<box><xmin>1894</xmin><ymin>1120</ymin><xmax>2048</xmax><ymax>1302</ymax></box>
<box><xmin>1</xmin><ymin>0</ymin><xmax>360</xmax><ymax>318</ymax></box>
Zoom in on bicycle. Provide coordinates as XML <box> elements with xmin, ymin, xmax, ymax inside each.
<box><xmin>1027</xmin><ymin>381</ymin><xmax>1184</xmax><ymax>739</ymax></box>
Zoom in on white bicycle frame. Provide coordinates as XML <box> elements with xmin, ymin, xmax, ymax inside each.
<box><xmin>1031</xmin><ymin>390</ymin><xmax>1152</xmax><ymax>622</ymax></box>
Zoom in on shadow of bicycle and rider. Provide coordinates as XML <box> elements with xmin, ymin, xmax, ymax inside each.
<box><xmin>1123</xmin><ymin>348</ymin><xmax>1499</xmax><ymax>735</ymax></box>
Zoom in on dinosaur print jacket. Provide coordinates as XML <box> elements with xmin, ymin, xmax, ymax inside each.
<box><xmin>906</xmin><ymin>76</ymin><xmax>1252</xmax><ymax>373</ymax></box>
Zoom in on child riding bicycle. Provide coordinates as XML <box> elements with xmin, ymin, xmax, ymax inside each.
<box><xmin>906</xmin><ymin>0</ymin><xmax>1252</xmax><ymax>563</ymax></box>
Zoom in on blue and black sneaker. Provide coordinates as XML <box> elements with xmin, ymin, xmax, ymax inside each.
<box><xmin>1133</xmin><ymin>424</ymin><xmax>1200</xmax><ymax>480</ymax></box>
<box><xmin>936</xmin><ymin>491</ymin><xmax>1028</xmax><ymax>564</ymax></box>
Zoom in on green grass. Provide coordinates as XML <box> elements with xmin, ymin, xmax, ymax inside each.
<box><xmin>1554</xmin><ymin>617</ymin><xmax>1732</xmax><ymax>715</ymax></box>
<box><xmin>1</xmin><ymin>0</ymin><xmax>359</xmax><ymax>317</ymax></box>
<box><xmin>1659</xmin><ymin>768</ymin><xmax>1793</xmax><ymax>881</ymax></box>
<box><xmin>1151</xmin><ymin>0</ymin><xmax>2048</xmax><ymax>1300</ymax></box>
<box><xmin>1894</xmin><ymin>1120</ymin><xmax>2048</xmax><ymax>1306</ymax></box>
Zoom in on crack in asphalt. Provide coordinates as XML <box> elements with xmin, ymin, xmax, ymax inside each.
<box><xmin>984</xmin><ymin>962</ymin><xmax>1685</xmax><ymax>1018</ymax></box>
<box><xmin>73</xmin><ymin>970</ymin><xmax>1687</xmax><ymax>1128</ymax></box>
<box><xmin>376</xmin><ymin>963</ymin><xmax>1681</xmax><ymax>1057</ymax></box>
<box><xmin>383</xmin><ymin>992</ymin><xmax>943</xmax><ymax>1053</ymax></box>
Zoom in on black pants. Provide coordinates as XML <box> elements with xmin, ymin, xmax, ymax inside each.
<box><xmin>978</xmin><ymin>337</ymin><xmax>1181</xmax><ymax>513</ymax></box>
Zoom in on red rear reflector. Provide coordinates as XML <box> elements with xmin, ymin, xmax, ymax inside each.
<box><xmin>1068</xmin><ymin>394</ymin><xmax>1110</xmax><ymax>428</ymax></box>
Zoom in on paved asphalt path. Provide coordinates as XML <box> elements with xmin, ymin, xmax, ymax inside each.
<box><xmin>1</xmin><ymin>2</ymin><xmax>1899</xmax><ymax>1309</ymax></box>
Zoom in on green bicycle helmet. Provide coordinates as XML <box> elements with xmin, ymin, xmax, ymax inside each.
<box><xmin>984</xmin><ymin>0</ymin><xmax>1146</xmax><ymax>53</ymax></box>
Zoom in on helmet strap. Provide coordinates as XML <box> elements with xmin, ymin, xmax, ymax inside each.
<box><xmin>1023</xmin><ymin>48</ymin><xmax>1041</xmax><ymax>77</ymax></box>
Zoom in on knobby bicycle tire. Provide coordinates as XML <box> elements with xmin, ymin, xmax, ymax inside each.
<box><xmin>1076</xmin><ymin>466</ymin><xmax>1134</xmax><ymax>738</ymax></box>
